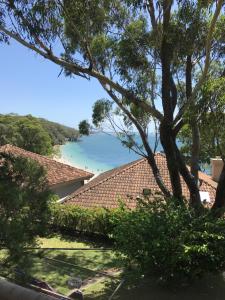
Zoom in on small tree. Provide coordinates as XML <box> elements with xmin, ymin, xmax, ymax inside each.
<box><xmin>0</xmin><ymin>152</ymin><xmax>53</xmax><ymax>272</ymax></box>
<box><xmin>78</xmin><ymin>120</ymin><xmax>91</xmax><ymax>136</ymax></box>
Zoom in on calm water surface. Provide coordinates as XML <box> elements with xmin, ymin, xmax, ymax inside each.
<box><xmin>61</xmin><ymin>132</ymin><xmax>161</xmax><ymax>174</ymax></box>
<box><xmin>61</xmin><ymin>132</ymin><xmax>210</xmax><ymax>175</ymax></box>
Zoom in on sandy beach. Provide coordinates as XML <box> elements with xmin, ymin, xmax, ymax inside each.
<box><xmin>52</xmin><ymin>145</ymin><xmax>79</xmax><ymax>168</ymax></box>
<box><xmin>53</xmin><ymin>153</ymin><xmax>98</xmax><ymax>179</ymax></box>
<box><xmin>53</xmin><ymin>155</ymin><xmax>74</xmax><ymax>166</ymax></box>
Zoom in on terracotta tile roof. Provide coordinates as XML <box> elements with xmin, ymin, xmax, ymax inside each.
<box><xmin>0</xmin><ymin>144</ymin><xmax>93</xmax><ymax>186</ymax></box>
<box><xmin>64</xmin><ymin>153</ymin><xmax>217</xmax><ymax>209</ymax></box>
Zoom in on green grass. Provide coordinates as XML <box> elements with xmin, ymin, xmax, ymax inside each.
<box><xmin>38</xmin><ymin>235</ymin><xmax>90</xmax><ymax>248</ymax></box>
<box><xmin>28</xmin><ymin>234</ymin><xmax>121</xmax><ymax>297</ymax></box>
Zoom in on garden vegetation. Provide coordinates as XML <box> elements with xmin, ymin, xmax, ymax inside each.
<box><xmin>50</xmin><ymin>199</ymin><xmax>225</xmax><ymax>284</ymax></box>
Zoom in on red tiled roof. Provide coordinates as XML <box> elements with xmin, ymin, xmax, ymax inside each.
<box><xmin>64</xmin><ymin>153</ymin><xmax>217</xmax><ymax>209</ymax></box>
<box><xmin>0</xmin><ymin>144</ymin><xmax>93</xmax><ymax>186</ymax></box>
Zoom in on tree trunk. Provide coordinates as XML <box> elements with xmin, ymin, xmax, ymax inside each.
<box><xmin>190</xmin><ymin>123</ymin><xmax>200</xmax><ymax>183</ymax></box>
<box><xmin>160</xmin><ymin>2</ymin><xmax>182</xmax><ymax>204</ymax></box>
<box><xmin>160</xmin><ymin>122</ymin><xmax>183</xmax><ymax>203</ymax></box>
<box><xmin>141</xmin><ymin>134</ymin><xmax>171</xmax><ymax>198</ymax></box>
<box><xmin>174</xmin><ymin>143</ymin><xmax>203</xmax><ymax>210</ymax></box>
<box><xmin>211</xmin><ymin>163</ymin><xmax>225</xmax><ymax>216</ymax></box>
<box><xmin>186</xmin><ymin>54</ymin><xmax>200</xmax><ymax>184</ymax></box>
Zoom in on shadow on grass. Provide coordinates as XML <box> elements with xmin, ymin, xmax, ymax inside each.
<box><xmin>27</xmin><ymin>248</ymin><xmax>123</xmax><ymax>296</ymax></box>
<box><xmin>44</xmin><ymin>249</ymin><xmax>123</xmax><ymax>274</ymax></box>
<box><xmin>45</xmin><ymin>229</ymin><xmax>113</xmax><ymax>248</ymax></box>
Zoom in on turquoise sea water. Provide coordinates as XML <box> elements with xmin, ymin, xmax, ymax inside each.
<box><xmin>60</xmin><ymin>132</ymin><xmax>211</xmax><ymax>175</ymax></box>
<box><xmin>60</xmin><ymin>132</ymin><xmax>161</xmax><ymax>174</ymax></box>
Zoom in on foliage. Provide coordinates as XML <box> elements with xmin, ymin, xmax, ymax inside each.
<box><xmin>79</xmin><ymin>120</ymin><xmax>91</xmax><ymax>136</ymax></box>
<box><xmin>38</xmin><ymin>116</ymin><xmax>79</xmax><ymax>144</ymax></box>
<box><xmin>112</xmin><ymin>199</ymin><xmax>225</xmax><ymax>283</ymax></box>
<box><xmin>0</xmin><ymin>113</ymin><xmax>79</xmax><ymax>155</ymax></box>
<box><xmin>179</xmin><ymin>76</ymin><xmax>225</xmax><ymax>164</ymax></box>
<box><xmin>0</xmin><ymin>152</ymin><xmax>53</xmax><ymax>270</ymax></box>
<box><xmin>50</xmin><ymin>203</ymin><xmax>117</xmax><ymax>236</ymax></box>
<box><xmin>92</xmin><ymin>99</ymin><xmax>112</xmax><ymax>128</ymax></box>
<box><xmin>16</xmin><ymin>118</ymin><xmax>53</xmax><ymax>155</ymax></box>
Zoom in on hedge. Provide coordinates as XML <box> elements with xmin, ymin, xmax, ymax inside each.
<box><xmin>49</xmin><ymin>203</ymin><xmax>120</xmax><ymax>236</ymax></box>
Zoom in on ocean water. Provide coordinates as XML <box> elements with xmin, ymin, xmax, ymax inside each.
<box><xmin>61</xmin><ymin>132</ymin><xmax>211</xmax><ymax>175</ymax></box>
<box><xmin>61</xmin><ymin>132</ymin><xmax>161</xmax><ymax>174</ymax></box>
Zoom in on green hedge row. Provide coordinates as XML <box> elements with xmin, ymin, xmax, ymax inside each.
<box><xmin>50</xmin><ymin>203</ymin><xmax>120</xmax><ymax>236</ymax></box>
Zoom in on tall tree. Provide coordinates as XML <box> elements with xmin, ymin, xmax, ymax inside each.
<box><xmin>0</xmin><ymin>1</ymin><xmax>224</xmax><ymax>212</ymax></box>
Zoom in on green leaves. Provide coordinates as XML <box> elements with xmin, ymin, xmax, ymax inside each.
<box><xmin>0</xmin><ymin>114</ymin><xmax>78</xmax><ymax>154</ymax></box>
<box><xmin>0</xmin><ymin>153</ymin><xmax>53</xmax><ymax>270</ymax></box>
<box><xmin>179</xmin><ymin>74</ymin><xmax>225</xmax><ymax>164</ymax></box>
<box><xmin>50</xmin><ymin>203</ymin><xmax>116</xmax><ymax>236</ymax></box>
<box><xmin>92</xmin><ymin>99</ymin><xmax>112</xmax><ymax>127</ymax></box>
<box><xmin>112</xmin><ymin>199</ymin><xmax>225</xmax><ymax>283</ymax></box>
<box><xmin>78</xmin><ymin>119</ymin><xmax>91</xmax><ymax>135</ymax></box>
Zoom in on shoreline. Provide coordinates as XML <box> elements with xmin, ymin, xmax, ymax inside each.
<box><xmin>52</xmin><ymin>144</ymin><xmax>79</xmax><ymax>167</ymax></box>
<box><xmin>52</xmin><ymin>144</ymin><xmax>98</xmax><ymax>177</ymax></box>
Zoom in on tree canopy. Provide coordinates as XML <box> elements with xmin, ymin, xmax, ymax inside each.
<box><xmin>79</xmin><ymin>119</ymin><xmax>91</xmax><ymax>136</ymax></box>
<box><xmin>0</xmin><ymin>114</ymin><xmax>79</xmax><ymax>155</ymax></box>
<box><xmin>0</xmin><ymin>152</ymin><xmax>53</xmax><ymax>270</ymax></box>
<box><xmin>0</xmin><ymin>0</ymin><xmax>224</xmax><ymax>213</ymax></box>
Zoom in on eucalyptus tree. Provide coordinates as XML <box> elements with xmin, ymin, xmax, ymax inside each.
<box><xmin>0</xmin><ymin>0</ymin><xmax>224</xmax><ymax>212</ymax></box>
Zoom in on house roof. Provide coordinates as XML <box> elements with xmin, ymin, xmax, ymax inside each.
<box><xmin>64</xmin><ymin>153</ymin><xmax>217</xmax><ymax>209</ymax></box>
<box><xmin>0</xmin><ymin>144</ymin><xmax>94</xmax><ymax>186</ymax></box>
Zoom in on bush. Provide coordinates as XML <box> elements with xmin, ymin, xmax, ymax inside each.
<box><xmin>50</xmin><ymin>203</ymin><xmax>117</xmax><ymax>236</ymax></box>
<box><xmin>111</xmin><ymin>198</ymin><xmax>225</xmax><ymax>283</ymax></box>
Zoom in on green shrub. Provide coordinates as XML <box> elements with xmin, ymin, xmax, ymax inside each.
<box><xmin>111</xmin><ymin>198</ymin><xmax>225</xmax><ymax>283</ymax></box>
<box><xmin>50</xmin><ymin>203</ymin><xmax>117</xmax><ymax>236</ymax></box>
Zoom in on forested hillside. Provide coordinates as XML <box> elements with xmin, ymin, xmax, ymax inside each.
<box><xmin>0</xmin><ymin>114</ymin><xmax>79</xmax><ymax>155</ymax></box>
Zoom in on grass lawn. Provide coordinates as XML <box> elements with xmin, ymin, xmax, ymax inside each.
<box><xmin>29</xmin><ymin>234</ymin><xmax>122</xmax><ymax>298</ymax></box>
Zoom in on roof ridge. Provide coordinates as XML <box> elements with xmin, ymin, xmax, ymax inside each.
<box><xmin>66</xmin><ymin>157</ymin><xmax>147</xmax><ymax>200</ymax></box>
<box><xmin>0</xmin><ymin>144</ymin><xmax>93</xmax><ymax>177</ymax></box>
<box><xmin>198</xmin><ymin>170</ymin><xmax>217</xmax><ymax>189</ymax></box>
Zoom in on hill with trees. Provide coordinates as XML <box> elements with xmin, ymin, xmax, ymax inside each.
<box><xmin>0</xmin><ymin>114</ymin><xmax>79</xmax><ymax>155</ymax></box>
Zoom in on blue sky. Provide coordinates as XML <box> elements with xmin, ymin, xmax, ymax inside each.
<box><xmin>0</xmin><ymin>40</ymin><xmax>108</xmax><ymax>128</ymax></box>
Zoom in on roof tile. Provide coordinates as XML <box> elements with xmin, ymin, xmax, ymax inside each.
<box><xmin>0</xmin><ymin>144</ymin><xmax>93</xmax><ymax>186</ymax></box>
<box><xmin>64</xmin><ymin>153</ymin><xmax>216</xmax><ymax>209</ymax></box>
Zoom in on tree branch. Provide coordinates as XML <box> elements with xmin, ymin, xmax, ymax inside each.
<box><xmin>102</xmin><ymin>86</ymin><xmax>171</xmax><ymax>198</ymax></box>
<box><xmin>146</xmin><ymin>0</ymin><xmax>157</xmax><ymax>30</ymax></box>
<box><xmin>174</xmin><ymin>0</ymin><xmax>224</xmax><ymax>125</ymax></box>
<box><xmin>0</xmin><ymin>25</ymin><xmax>164</xmax><ymax>121</ymax></box>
